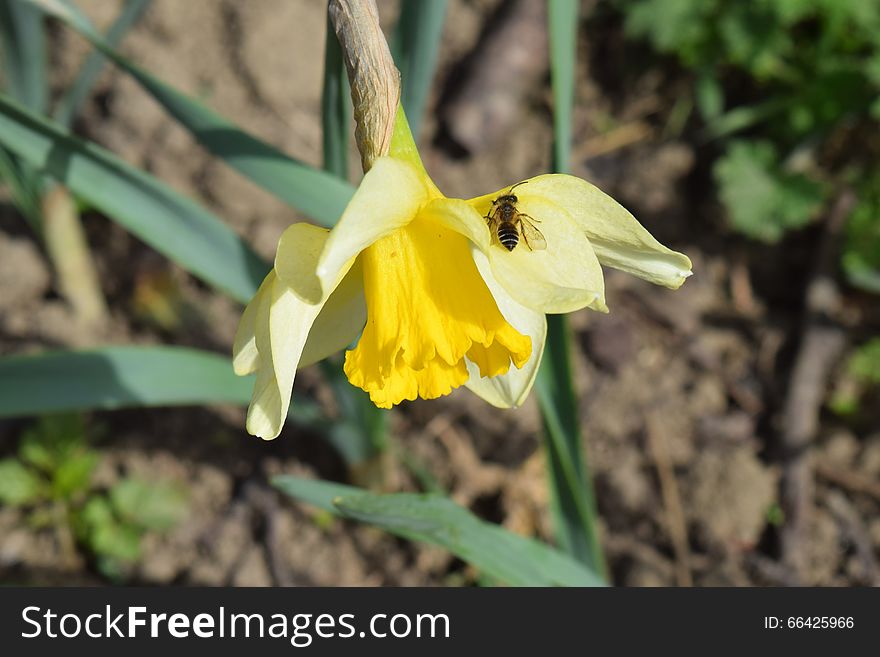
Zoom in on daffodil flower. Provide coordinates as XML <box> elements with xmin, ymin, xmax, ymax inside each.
<box><xmin>233</xmin><ymin>111</ymin><xmax>692</xmax><ymax>439</ymax></box>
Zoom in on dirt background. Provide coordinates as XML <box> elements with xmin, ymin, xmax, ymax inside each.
<box><xmin>1</xmin><ymin>0</ymin><xmax>878</xmax><ymax>586</ymax></box>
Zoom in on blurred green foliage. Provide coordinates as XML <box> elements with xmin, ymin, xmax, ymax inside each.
<box><xmin>713</xmin><ymin>139</ymin><xmax>824</xmax><ymax>242</ymax></box>
<box><xmin>830</xmin><ymin>338</ymin><xmax>880</xmax><ymax>416</ymax></box>
<box><xmin>617</xmin><ymin>0</ymin><xmax>880</xmax><ymax>289</ymax></box>
<box><xmin>843</xmin><ymin>173</ymin><xmax>880</xmax><ymax>293</ymax></box>
<box><xmin>0</xmin><ymin>414</ymin><xmax>97</xmax><ymax>505</ymax></box>
<box><xmin>0</xmin><ymin>414</ymin><xmax>187</xmax><ymax>579</ymax></box>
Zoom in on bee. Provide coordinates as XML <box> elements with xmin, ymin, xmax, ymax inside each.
<box><xmin>485</xmin><ymin>181</ymin><xmax>546</xmax><ymax>252</ymax></box>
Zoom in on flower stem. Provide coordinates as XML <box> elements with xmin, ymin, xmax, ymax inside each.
<box><xmin>328</xmin><ymin>0</ymin><xmax>400</xmax><ymax>172</ymax></box>
<box><xmin>539</xmin><ymin>0</ymin><xmax>607</xmax><ymax>577</ymax></box>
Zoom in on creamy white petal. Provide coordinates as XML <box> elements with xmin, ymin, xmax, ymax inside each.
<box><xmin>470</xmin><ymin>175</ymin><xmax>692</xmax><ymax>289</ymax></box>
<box><xmin>465</xmin><ymin>251</ymin><xmax>547</xmax><ymax>407</ymax></box>
<box><xmin>299</xmin><ymin>260</ymin><xmax>366</xmax><ymax>368</ymax></box>
<box><xmin>246</xmin><ymin>224</ymin><xmax>355</xmax><ymax>440</ymax></box>
<box><xmin>425</xmin><ymin>198</ymin><xmax>607</xmax><ymax>314</ymax></box>
<box><xmin>245</xmin><ymin>273</ymin><xmax>283</xmax><ymax>439</ymax></box>
<box><xmin>276</xmin><ymin>157</ymin><xmax>429</xmax><ymax>305</ymax></box>
<box><xmin>232</xmin><ymin>271</ymin><xmax>274</xmax><ymax>376</ymax></box>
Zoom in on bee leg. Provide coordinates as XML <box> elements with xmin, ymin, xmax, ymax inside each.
<box><xmin>519</xmin><ymin>213</ymin><xmax>541</xmax><ymax>223</ymax></box>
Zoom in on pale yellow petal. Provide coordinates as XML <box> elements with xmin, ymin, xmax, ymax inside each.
<box><xmin>232</xmin><ymin>271</ymin><xmax>274</xmax><ymax>376</ymax></box>
<box><xmin>276</xmin><ymin>157</ymin><xmax>429</xmax><ymax>305</ymax></box>
<box><xmin>245</xmin><ymin>274</ymin><xmax>282</xmax><ymax>439</ymax></box>
<box><xmin>246</xmin><ymin>224</ymin><xmax>354</xmax><ymax>440</ymax></box>
<box><xmin>425</xmin><ymin>198</ymin><xmax>607</xmax><ymax>314</ymax></box>
<box><xmin>274</xmin><ymin>223</ymin><xmax>330</xmax><ymax>304</ymax></box>
<box><xmin>299</xmin><ymin>260</ymin><xmax>366</xmax><ymax>368</ymax></box>
<box><xmin>465</xmin><ymin>257</ymin><xmax>547</xmax><ymax>407</ymax></box>
<box><xmin>473</xmin><ymin>175</ymin><xmax>692</xmax><ymax>289</ymax></box>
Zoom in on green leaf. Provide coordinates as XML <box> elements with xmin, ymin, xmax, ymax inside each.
<box><xmin>53</xmin><ymin>0</ymin><xmax>153</xmax><ymax>128</ymax></box>
<box><xmin>0</xmin><ymin>0</ymin><xmax>47</xmax><ymax>113</ymax></box>
<box><xmin>622</xmin><ymin>0</ymin><xmax>712</xmax><ymax>64</ymax></box>
<box><xmin>842</xmin><ymin>179</ymin><xmax>880</xmax><ymax>293</ymax></box>
<box><xmin>848</xmin><ymin>338</ymin><xmax>880</xmax><ymax>385</ymax></box>
<box><xmin>79</xmin><ymin>496</ymin><xmax>143</xmax><ymax>562</ymax></box>
<box><xmin>714</xmin><ymin>140</ymin><xmax>824</xmax><ymax>242</ymax></box>
<box><xmin>695</xmin><ymin>71</ymin><xmax>724</xmax><ymax>119</ymax></box>
<box><xmin>318</xmin><ymin>360</ymin><xmax>388</xmax><ymax>467</ymax></box>
<box><xmin>0</xmin><ymin>0</ymin><xmax>48</xmax><ymax>229</ymax></box>
<box><xmin>0</xmin><ymin>144</ymin><xmax>42</xmax><ymax>228</ymax></box>
<box><xmin>273</xmin><ymin>475</ymin><xmax>605</xmax><ymax>587</ymax></box>
<box><xmin>0</xmin><ymin>94</ymin><xmax>268</xmax><ymax>303</ymax></box>
<box><xmin>18</xmin><ymin>413</ymin><xmax>89</xmax><ymax>472</ymax></box>
<box><xmin>548</xmin><ymin>0</ymin><xmax>577</xmax><ymax>172</ymax></box>
<box><xmin>24</xmin><ymin>0</ymin><xmax>354</xmax><ymax>228</ymax></box>
<box><xmin>702</xmin><ymin>97</ymin><xmax>790</xmax><ymax>141</ymax></box>
<box><xmin>110</xmin><ymin>479</ymin><xmax>187</xmax><ymax>531</ymax></box>
<box><xmin>321</xmin><ymin>10</ymin><xmax>349</xmax><ymax>180</ymax></box>
<box><xmin>391</xmin><ymin>0</ymin><xmax>448</xmax><ymax>137</ymax></box>
<box><xmin>52</xmin><ymin>451</ymin><xmax>98</xmax><ymax>499</ymax></box>
<box><xmin>535</xmin><ymin>316</ymin><xmax>605</xmax><ymax>573</ymax></box>
<box><xmin>0</xmin><ymin>458</ymin><xmax>44</xmax><ymax>505</ymax></box>
<box><xmin>0</xmin><ymin>346</ymin><xmax>254</xmax><ymax>418</ymax></box>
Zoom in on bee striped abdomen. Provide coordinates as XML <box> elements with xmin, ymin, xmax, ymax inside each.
<box><xmin>497</xmin><ymin>223</ymin><xmax>519</xmax><ymax>251</ymax></box>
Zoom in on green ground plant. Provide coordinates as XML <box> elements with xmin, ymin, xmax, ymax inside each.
<box><xmin>0</xmin><ymin>414</ymin><xmax>187</xmax><ymax>579</ymax></box>
<box><xmin>616</xmin><ymin>0</ymin><xmax>880</xmax><ymax>290</ymax></box>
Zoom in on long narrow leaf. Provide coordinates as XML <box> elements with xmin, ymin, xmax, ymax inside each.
<box><xmin>391</xmin><ymin>0</ymin><xmax>448</xmax><ymax>137</ymax></box>
<box><xmin>273</xmin><ymin>475</ymin><xmax>604</xmax><ymax>587</ymax></box>
<box><xmin>0</xmin><ymin>94</ymin><xmax>268</xmax><ymax>303</ymax></box>
<box><xmin>0</xmin><ymin>347</ymin><xmax>253</xmax><ymax>417</ymax></box>
<box><xmin>53</xmin><ymin>0</ymin><xmax>152</xmax><ymax>128</ymax></box>
<box><xmin>548</xmin><ymin>0</ymin><xmax>576</xmax><ymax>171</ymax></box>
<box><xmin>0</xmin><ymin>0</ymin><xmax>47</xmax><ymax>112</ymax></box>
<box><xmin>535</xmin><ymin>316</ymin><xmax>604</xmax><ymax>570</ymax></box>
<box><xmin>0</xmin><ymin>145</ymin><xmax>41</xmax><ymax>227</ymax></box>
<box><xmin>0</xmin><ymin>0</ymin><xmax>48</xmax><ymax>230</ymax></box>
<box><xmin>539</xmin><ymin>0</ymin><xmax>606</xmax><ymax>575</ymax></box>
<box><xmin>23</xmin><ymin>0</ymin><xmax>354</xmax><ymax>227</ymax></box>
<box><xmin>321</xmin><ymin>11</ymin><xmax>349</xmax><ymax>180</ymax></box>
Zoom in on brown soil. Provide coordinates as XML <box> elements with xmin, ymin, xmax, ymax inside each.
<box><xmin>1</xmin><ymin>0</ymin><xmax>878</xmax><ymax>587</ymax></box>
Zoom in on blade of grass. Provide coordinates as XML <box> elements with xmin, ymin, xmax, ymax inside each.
<box><xmin>391</xmin><ymin>0</ymin><xmax>448</xmax><ymax>137</ymax></box>
<box><xmin>53</xmin><ymin>0</ymin><xmax>153</xmax><ymax>128</ymax></box>
<box><xmin>273</xmin><ymin>475</ymin><xmax>605</xmax><ymax>587</ymax></box>
<box><xmin>0</xmin><ymin>93</ymin><xmax>268</xmax><ymax>303</ymax></box>
<box><xmin>539</xmin><ymin>0</ymin><xmax>606</xmax><ymax>576</ymax></box>
<box><xmin>0</xmin><ymin>0</ymin><xmax>47</xmax><ymax>113</ymax></box>
<box><xmin>0</xmin><ymin>347</ymin><xmax>254</xmax><ymax>416</ymax></box>
<box><xmin>24</xmin><ymin>0</ymin><xmax>354</xmax><ymax>227</ymax></box>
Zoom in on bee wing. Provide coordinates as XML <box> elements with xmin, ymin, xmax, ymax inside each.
<box><xmin>485</xmin><ymin>215</ymin><xmax>502</xmax><ymax>246</ymax></box>
<box><xmin>520</xmin><ymin>218</ymin><xmax>547</xmax><ymax>251</ymax></box>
